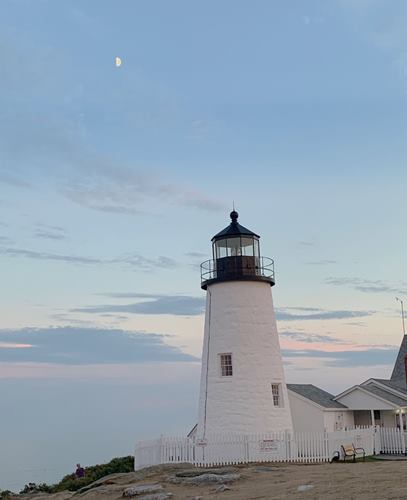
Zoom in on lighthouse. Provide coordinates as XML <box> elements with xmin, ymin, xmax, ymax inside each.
<box><xmin>196</xmin><ymin>211</ymin><xmax>293</xmax><ymax>437</ymax></box>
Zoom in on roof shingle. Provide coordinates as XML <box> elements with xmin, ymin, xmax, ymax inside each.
<box><xmin>288</xmin><ymin>384</ymin><xmax>347</xmax><ymax>409</ymax></box>
<box><xmin>362</xmin><ymin>383</ymin><xmax>407</xmax><ymax>407</ymax></box>
<box><xmin>390</xmin><ymin>335</ymin><xmax>407</xmax><ymax>389</ymax></box>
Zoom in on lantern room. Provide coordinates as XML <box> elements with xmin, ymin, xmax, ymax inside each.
<box><xmin>200</xmin><ymin>210</ymin><xmax>275</xmax><ymax>289</ymax></box>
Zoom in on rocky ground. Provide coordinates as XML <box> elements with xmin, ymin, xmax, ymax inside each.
<box><xmin>8</xmin><ymin>460</ymin><xmax>407</xmax><ymax>499</ymax></box>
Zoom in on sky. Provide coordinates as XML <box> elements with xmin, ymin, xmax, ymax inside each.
<box><xmin>1</xmin><ymin>0</ymin><xmax>407</xmax><ymax>491</ymax></box>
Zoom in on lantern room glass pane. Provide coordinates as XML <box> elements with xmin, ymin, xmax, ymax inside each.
<box><xmin>227</xmin><ymin>237</ymin><xmax>241</xmax><ymax>256</ymax></box>
<box><xmin>241</xmin><ymin>237</ymin><xmax>254</xmax><ymax>256</ymax></box>
<box><xmin>213</xmin><ymin>235</ymin><xmax>260</xmax><ymax>260</ymax></box>
<box><xmin>214</xmin><ymin>239</ymin><xmax>228</xmax><ymax>259</ymax></box>
<box><xmin>253</xmin><ymin>238</ymin><xmax>260</xmax><ymax>258</ymax></box>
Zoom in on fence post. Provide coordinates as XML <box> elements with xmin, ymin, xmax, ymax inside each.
<box><xmin>371</xmin><ymin>426</ymin><xmax>376</xmax><ymax>455</ymax></box>
<box><xmin>376</xmin><ymin>427</ymin><xmax>381</xmax><ymax>455</ymax></box>
<box><xmin>323</xmin><ymin>431</ymin><xmax>329</xmax><ymax>462</ymax></box>
<box><xmin>159</xmin><ymin>435</ymin><xmax>164</xmax><ymax>465</ymax></box>
<box><xmin>244</xmin><ymin>435</ymin><xmax>249</xmax><ymax>462</ymax></box>
<box><xmin>192</xmin><ymin>436</ymin><xmax>196</xmax><ymax>464</ymax></box>
<box><xmin>284</xmin><ymin>430</ymin><xmax>290</xmax><ymax>461</ymax></box>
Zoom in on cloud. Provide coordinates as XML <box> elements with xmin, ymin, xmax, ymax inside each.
<box><xmin>76</xmin><ymin>299</ymin><xmax>374</xmax><ymax>320</ymax></box>
<box><xmin>76</xmin><ymin>299</ymin><xmax>372</xmax><ymax>321</ymax></box>
<box><xmin>0</xmin><ymin>327</ymin><xmax>196</xmax><ymax>364</ymax></box>
<box><xmin>97</xmin><ymin>292</ymin><xmax>167</xmax><ymax>299</ymax></box>
<box><xmin>0</xmin><ymin>172</ymin><xmax>30</xmax><ymax>188</ymax></box>
<box><xmin>34</xmin><ymin>224</ymin><xmax>66</xmax><ymax>241</ymax></box>
<box><xmin>344</xmin><ymin>321</ymin><xmax>368</xmax><ymax>327</ymax></box>
<box><xmin>63</xmin><ymin>166</ymin><xmax>226</xmax><ymax>215</ymax></box>
<box><xmin>282</xmin><ymin>346</ymin><xmax>397</xmax><ymax>367</ymax></box>
<box><xmin>181</xmin><ymin>193</ymin><xmax>224</xmax><ymax>212</ymax></box>
<box><xmin>0</xmin><ymin>247</ymin><xmax>103</xmax><ymax>265</ymax></box>
<box><xmin>73</xmin><ymin>295</ymin><xmax>205</xmax><ymax>316</ymax></box>
<box><xmin>279</xmin><ymin>307</ymin><xmax>324</xmax><ymax>312</ymax></box>
<box><xmin>298</xmin><ymin>241</ymin><xmax>315</xmax><ymax>247</ymax></box>
<box><xmin>306</xmin><ymin>260</ymin><xmax>337</xmax><ymax>265</ymax></box>
<box><xmin>49</xmin><ymin>314</ymin><xmax>96</xmax><ymax>326</ymax></box>
<box><xmin>185</xmin><ymin>252</ymin><xmax>207</xmax><ymax>258</ymax></box>
<box><xmin>51</xmin><ymin>311</ymin><xmax>129</xmax><ymax>324</ymax></box>
<box><xmin>337</xmin><ymin>0</ymin><xmax>407</xmax><ymax>82</ymax></box>
<box><xmin>280</xmin><ymin>330</ymin><xmax>349</xmax><ymax>344</ymax></box>
<box><xmin>0</xmin><ymin>35</ymin><xmax>223</xmax><ymax>217</ymax></box>
<box><xmin>63</xmin><ymin>172</ymin><xmax>147</xmax><ymax>215</ymax></box>
<box><xmin>326</xmin><ymin>277</ymin><xmax>407</xmax><ymax>295</ymax></box>
<box><xmin>0</xmin><ymin>342</ymin><xmax>33</xmax><ymax>349</ymax></box>
<box><xmin>0</xmin><ymin>246</ymin><xmax>178</xmax><ymax>271</ymax></box>
<box><xmin>119</xmin><ymin>254</ymin><xmax>178</xmax><ymax>270</ymax></box>
<box><xmin>276</xmin><ymin>307</ymin><xmax>375</xmax><ymax>321</ymax></box>
<box><xmin>99</xmin><ymin>313</ymin><xmax>129</xmax><ymax>320</ymax></box>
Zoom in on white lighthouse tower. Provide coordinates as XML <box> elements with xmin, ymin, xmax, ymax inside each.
<box><xmin>196</xmin><ymin>211</ymin><xmax>293</xmax><ymax>437</ymax></box>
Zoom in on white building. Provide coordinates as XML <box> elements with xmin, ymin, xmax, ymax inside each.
<box><xmin>196</xmin><ymin>211</ymin><xmax>293</xmax><ymax>437</ymax></box>
<box><xmin>288</xmin><ymin>336</ymin><xmax>407</xmax><ymax>432</ymax></box>
<box><xmin>287</xmin><ymin>384</ymin><xmax>354</xmax><ymax>432</ymax></box>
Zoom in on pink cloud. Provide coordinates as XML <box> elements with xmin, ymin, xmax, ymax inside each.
<box><xmin>0</xmin><ymin>342</ymin><xmax>33</xmax><ymax>349</ymax></box>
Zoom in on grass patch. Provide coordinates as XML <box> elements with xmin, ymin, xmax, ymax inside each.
<box><xmin>333</xmin><ymin>455</ymin><xmax>379</xmax><ymax>463</ymax></box>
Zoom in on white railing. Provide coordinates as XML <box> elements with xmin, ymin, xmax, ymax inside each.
<box><xmin>135</xmin><ymin>426</ymin><xmax>375</xmax><ymax>469</ymax></box>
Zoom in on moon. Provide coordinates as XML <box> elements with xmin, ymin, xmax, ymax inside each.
<box><xmin>115</xmin><ymin>57</ymin><xmax>122</xmax><ymax>67</ymax></box>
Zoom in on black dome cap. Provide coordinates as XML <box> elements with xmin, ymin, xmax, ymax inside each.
<box><xmin>212</xmin><ymin>211</ymin><xmax>260</xmax><ymax>241</ymax></box>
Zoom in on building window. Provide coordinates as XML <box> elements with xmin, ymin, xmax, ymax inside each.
<box><xmin>220</xmin><ymin>354</ymin><xmax>233</xmax><ymax>377</ymax></box>
<box><xmin>374</xmin><ymin>410</ymin><xmax>381</xmax><ymax>421</ymax></box>
<box><xmin>271</xmin><ymin>383</ymin><xmax>282</xmax><ymax>407</ymax></box>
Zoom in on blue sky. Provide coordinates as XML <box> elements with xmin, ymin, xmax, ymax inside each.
<box><xmin>2</xmin><ymin>0</ymin><xmax>407</xmax><ymax>491</ymax></box>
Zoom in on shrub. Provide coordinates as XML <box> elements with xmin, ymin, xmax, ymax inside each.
<box><xmin>11</xmin><ymin>456</ymin><xmax>134</xmax><ymax>495</ymax></box>
<box><xmin>20</xmin><ymin>482</ymin><xmax>52</xmax><ymax>494</ymax></box>
<box><xmin>0</xmin><ymin>491</ymin><xmax>14</xmax><ymax>499</ymax></box>
<box><xmin>50</xmin><ymin>456</ymin><xmax>134</xmax><ymax>492</ymax></box>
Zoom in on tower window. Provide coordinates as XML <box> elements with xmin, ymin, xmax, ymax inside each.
<box><xmin>220</xmin><ymin>353</ymin><xmax>233</xmax><ymax>377</ymax></box>
<box><xmin>271</xmin><ymin>384</ymin><xmax>282</xmax><ymax>407</ymax></box>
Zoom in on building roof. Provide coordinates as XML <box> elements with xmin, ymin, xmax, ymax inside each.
<box><xmin>390</xmin><ymin>335</ymin><xmax>407</xmax><ymax>389</ymax></box>
<box><xmin>371</xmin><ymin>378</ymin><xmax>407</xmax><ymax>395</ymax></box>
<box><xmin>287</xmin><ymin>384</ymin><xmax>347</xmax><ymax>409</ymax></box>
<box><xmin>361</xmin><ymin>382</ymin><xmax>407</xmax><ymax>407</ymax></box>
<box><xmin>212</xmin><ymin>211</ymin><xmax>259</xmax><ymax>241</ymax></box>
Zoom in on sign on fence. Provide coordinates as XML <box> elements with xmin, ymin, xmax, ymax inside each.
<box><xmin>259</xmin><ymin>439</ymin><xmax>278</xmax><ymax>452</ymax></box>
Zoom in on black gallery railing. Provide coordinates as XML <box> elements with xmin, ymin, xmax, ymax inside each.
<box><xmin>200</xmin><ymin>256</ymin><xmax>275</xmax><ymax>285</ymax></box>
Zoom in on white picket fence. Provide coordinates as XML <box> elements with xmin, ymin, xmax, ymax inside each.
<box><xmin>135</xmin><ymin>426</ymin><xmax>375</xmax><ymax>469</ymax></box>
<box><xmin>379</xmin><ymin>427</ymin><xmax>407</xmax><ymax>454</ymax></box>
